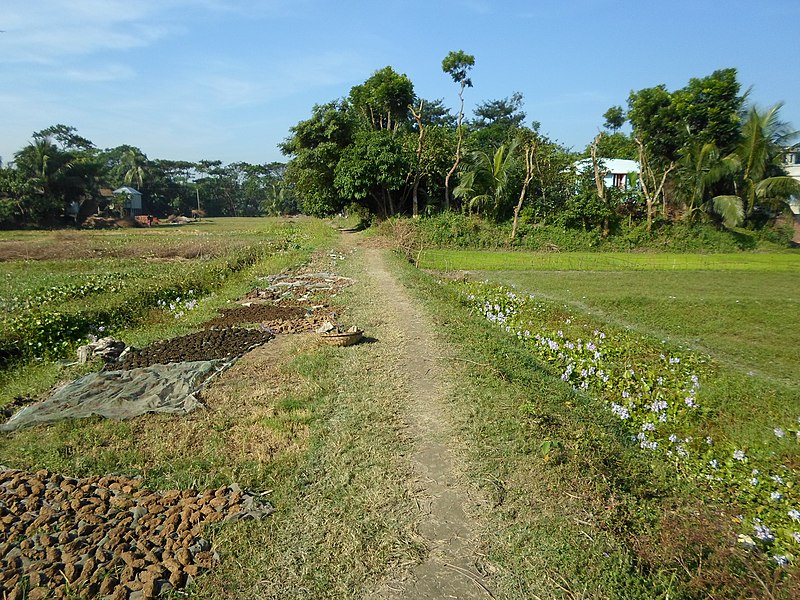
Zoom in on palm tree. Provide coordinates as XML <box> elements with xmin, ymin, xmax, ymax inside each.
<box><xmin>454</xmin><ymin>140</ymin><xmax>518</xmax><ymax>218</ymax></box>
<box><xmin>676</xmin><ymin>141</ymin><xmax>741</xmax><ymax>227</ymax></box>
<box><xmin>12</xmin><ymin>137</ymin><xmax>75</xmax><ymax>223</ymax></box>
<box><xmin>718</xmin><ymin>104</ymin><xmax>800</xmax><ymax>221</ymax></box>
<box><xmin>121</xmin><ymin>148</ymin><xmax>147</xmax><ymax>190</ymax></box>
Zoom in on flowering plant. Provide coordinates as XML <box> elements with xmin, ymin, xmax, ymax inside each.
<box><xmin>460</xmin><ymin>281</ymin><xmax>800</xmax><ymax>564</ymax></box>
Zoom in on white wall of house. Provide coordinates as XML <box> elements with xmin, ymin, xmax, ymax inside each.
<box><xmin>574</xmin><ymin>158</ymin><xmax>640</xmax><ymax>189</ymax></box>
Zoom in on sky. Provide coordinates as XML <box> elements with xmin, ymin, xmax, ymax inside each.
<box><xmin>2</xmin><ymin>0</ymin><xmax>799</xmax><ymax>166</ymax></box>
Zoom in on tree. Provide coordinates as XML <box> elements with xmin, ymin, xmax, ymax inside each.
<box><xmin>716</xmin><ymin>103</ymin><xmax>800</xmax><ymax>221</ymax></box>
<box><xmin>442</xmin><ymin>50</ymin><xmax>475</xmax><ymax>209</ymax></box>
<box><xmin>334</xmin><ymin>130</ymin><xmax>411</xmax><ymax>218</ymax></box>
<box><xmin>469</xmin><ymin>92</ymin><xmax>526</xmax><ymax>150</ymax></box>
<box><xmin>454</xmin><ymin>140</ymin><xmax>518</xmax><ymax>219</ymax></box>
<box><xmin>349</xmin><ymin>66</ymin><xmax>415</xmax><ymax>131</ymax></box>
<box><xmin>121</xmin><ymin>147</ymin><xmax>148</xmax><ymax>190</ymax></box>
<box><xmin>603</xmin><ymin>106</ymin><xmax>625</xmax><ymax>132</ymax></box>
<box><xmin>12</xmin><ymin>134</ymin><xmax>91</xmax><ymax>224</ymax></box>
<box><xmin>584</xmin><ymin>132</ymin><xmax>637</xmax><ymax>161</ymax></box>
<box><xmin>675</xmin><ymin>141</ymin><xmax>741</xmax><ymax>227</ymax></box>
<box><xmin>281</xmin><ymin>101</ymin><xmax>357</xmax><ymax>216</ymax></box>
<box><xmin>635</xmin><ymin>137</ymin><xmax>676</xmax><ymax>232</ymax></box>
<box><xmin>510</xmin><ymin>130</ymin><xmax>538</xmax><ymax>240</ymax></box>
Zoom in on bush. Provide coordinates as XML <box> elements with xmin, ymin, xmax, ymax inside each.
<box><xmin>376</xmin><ymin>213</ymin><xmax>794</xmax><ymax>254</ymax></box>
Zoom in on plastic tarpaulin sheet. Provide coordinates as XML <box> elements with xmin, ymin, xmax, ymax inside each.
<box><xmin>1</xmin><ymin>360</ymin><xmax>230</xmax><ymax>432</ymax></box>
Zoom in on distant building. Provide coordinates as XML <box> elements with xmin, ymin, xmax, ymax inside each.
<box><xmin>574</xmin><ymin>157</ymin><xmax>640</xmax><ymax>190</ymax></box>
<box><xmin>783</xmin><ymin>146</ymin><xmax>800</xmax><ymax>215</ymax></box>
<box><xmin>112</xmin><ymin>186</ymin><xmax>143</xmax><ymax>217</ymax></box>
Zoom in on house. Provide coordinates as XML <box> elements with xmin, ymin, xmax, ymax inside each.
<box><xmin>112</xmin><ymin>186</ymin><xmax>143</xmax><ymax>217</ymax></box>
<box><xmin>574</xmin><ymin>157</ymin><xmax>640</xmax><ymax>190</ymax></box>
<box><xmin>783</xmin><ymin>146</ymin><xmax>800</xmax><ymax>216</ymax></box>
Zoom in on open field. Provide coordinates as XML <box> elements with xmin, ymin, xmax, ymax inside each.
<box><xmin>2</xmin><ymin>224</ymin><xmax>800</xmax><ymax>598</ymax></box>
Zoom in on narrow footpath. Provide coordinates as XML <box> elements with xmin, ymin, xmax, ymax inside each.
<box><xmin>359</xmin><ymin>245</ymin><xmax>494</xmax><ymax>599</ymax></box>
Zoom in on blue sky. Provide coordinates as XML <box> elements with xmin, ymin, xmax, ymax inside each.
<box><xmin>2</xmin><ymin>0</ymin><xmax>798</xmax><ymax>165</ymax></box>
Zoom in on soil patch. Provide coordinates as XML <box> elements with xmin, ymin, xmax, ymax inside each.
<box><xmin>203</xmin><ymin>303</ymin><xmax>339</xmax><ymax>334</ymax></box>
<box><xmin>0</xmin><ymin>468</ymin><xmax>272</xmax><ymax>599</ymax></box>
<box><xmin>115</xmin><ymin>328</ymin><xmax>273</xmax><ymax>370</ymax></box>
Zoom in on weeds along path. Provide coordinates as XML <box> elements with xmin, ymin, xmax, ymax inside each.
<box><xmin>355</xmin><ymin>242</ymin><xmax>494</xmax><ymax>599</ymax></box>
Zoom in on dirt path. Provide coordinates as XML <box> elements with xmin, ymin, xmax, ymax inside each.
<box><xmin>356</xmin><ymin>244</ymin><xmax>494</xmax><ymax>599</ymax></box>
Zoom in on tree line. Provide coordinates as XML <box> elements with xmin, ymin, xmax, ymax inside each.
<box><xmin>281</xmin><ymin>53</ymin><xmax>799</xmax><ymax>237</ymax></box>
<box><xmin>0</xmin><ymin>125</ymin><xmax>298</xmax><ymax>227</ymax></box>
<box><xmin>2</xmin><ymin>54</ymin><xmax>797</xmax><ymax>235</ymax></box>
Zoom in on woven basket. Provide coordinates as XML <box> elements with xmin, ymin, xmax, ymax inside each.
<box><xmin>319</xmin><ymin>330</ymin><xmax>363</xmax><ymax>347</ymax></box>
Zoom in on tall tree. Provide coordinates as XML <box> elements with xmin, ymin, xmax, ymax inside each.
<box><xmin>349</xmin><ymin>66</ymin><xmax>415</xmax><ymax>131</ymax></box>
<box><xmin>333</xmin><ymin>130</ymin><xmax>410</xmax><ymax>218</ymax></box>
<box><xmin>281</xmin><ymin>101</ymin><xmax>357</xmax><ymax>216</ymax></box>
<box><xmin>716</xmin><ymin>103</ymin><xmax>800</xmax><ymax>221</ymax></box>
<box><xmin>121</xmin><ymin>147</ymin><xmax>148</xmax><ymax>190</ymax></box>
<box><xmin>442</xmin><ymin>50</ymin><xmax>475</xmax><ymax>210</ymax></box>
<box><xmin>603</xmin><ymin>106</ymin><xmax>625</xmax><ymax>132</ymax></box>
<box><xmin>470</xmin><ymin>92</ymin><xmax>526</xmax><ymax>149</ymax></box>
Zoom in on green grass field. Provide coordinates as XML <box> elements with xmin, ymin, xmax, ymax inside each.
<box><xmin>417</xmin><ymin>248</ymin><xmax>800</xmax><ymax>272</ymax></box>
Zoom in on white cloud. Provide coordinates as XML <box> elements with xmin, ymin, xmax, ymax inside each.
<box><xmin>60</xmin><ymin>64</ymin><xmax>137</xmax><ymax>82</ymax></box>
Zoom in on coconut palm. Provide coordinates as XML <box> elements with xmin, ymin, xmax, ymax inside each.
<box><xmin>454</xmin><ymin>140</ymin><xmax>518</xmax><ymax>218</ymax></box>
<box><xmin>676</xmin><ymin>140</ymin><xmax>741</xmax><ymax>227</ymax></box>
<box><xmin>717</xmin><ymin>104</ymin><xmax>800</xmax><ymax>221</ymax></box>
<box><xmin>121</xmin><ymin>148</ymin><xmax>147</xmax><ymax>190</ymax></box>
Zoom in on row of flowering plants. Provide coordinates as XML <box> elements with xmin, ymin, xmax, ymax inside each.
<box><xmin>460</xmin><ymin>281</ymin><xmax>800</xmax><ymax>565</ymax></box>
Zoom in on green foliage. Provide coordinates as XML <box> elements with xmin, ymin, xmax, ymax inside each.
<box><xmin>584</xmin><ymin>132</ymin><xmax>637</xmax><ymax>161</ymax></box>
<box><xmin>386</xmin><ymin>212</ymin><xmax>790</xmax><ymax>253</ymax></box>
<box><xmin>628</xmin><ymin>69</ymin><xmax>744</xmax><ymax>165</ymax></box>
<box><xmin>454</xmin><ymin>140</ymin><xmax>520</xmax><ymax>219</ymax></box>
<box><xmin>603</xmin><ymin>105</ymin><xmax>625</xmax><ymax>132</ymax></box>
<box><xmin>334</xmin><ymin>130</ymin><xmax>411</xmax><ymax>218</ymax></box>
<box><xmin>348</xmin><ymin>66</ymin><xmax>415</xmax><ymax>131</ymax></box>
<box><xmin>460</xmin><ymin>280</ymin><xmax>800</xmax><ymax>569</ymax></box>
<box><xmin>441</xmin><ymin>50</ymin><xmax>475</xmax><ymax>87</ymax></box>
<box><xmin>468</xmin><ymin>92</ymin><xmax>526</xmax><ymax>148</ymax></box>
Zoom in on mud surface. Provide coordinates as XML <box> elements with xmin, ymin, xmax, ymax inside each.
<box><xmin>203</xmin><ymin>303</ymin><xmax>339</xmax><ymax>334</ymax></box>
<box><xmin>115</xmin><ymin>328</ymin><xmax>273</xmax><ymax>370</ymax></box>
<box><xmin>0</xmin><ymin>468</ymin><xmax>272</xmax><ymax>599</ymax></box>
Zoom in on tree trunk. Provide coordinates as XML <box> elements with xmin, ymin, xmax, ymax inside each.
<box><xmin>511</xmin><ymin>144</ymin><xmax>535</xmax><ymax>241</ymax></box>
<box><xmin>444</xmin><ymin>85</ymin><xmax>467</xmax><ymax>211</ymax></box>
<box><xmin>410</xmin><ymin>100</ymin><xmax>426</xmax><ymax>219</ymax></box>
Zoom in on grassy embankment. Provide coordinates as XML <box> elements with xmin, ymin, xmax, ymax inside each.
<box><xmin>395</xmin><ymin>246</ymin><xmax>800</xmax><ymax>597</ymax></box>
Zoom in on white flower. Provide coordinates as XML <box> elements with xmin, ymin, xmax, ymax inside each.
<box><xmin>773</xmin><ymin>555</ymin><xmax>789</xmax><ymax>567</ymax></box>
<box><xmin>774</xmin><ymin>427</ymin><xmax>786</xmax><ymax>438</ymax></box>
<box><xmin>788</xmin><ymin>509</ymin><xmax>800</xmax><ymax>522</ymax></box>
<box><xmin>754</xmin><ymin>523</ymin><xmax>774</xmax><ymax>542</ymax></box>
<box><xmin>709</xmin><ymin>459</ymin><xmax>719</xmax><ymax>469</ymax></box>
<box><xmin>771</xmin><ymin>491</ymin><xmax>784</xmax><ymax>501</ymax></box>
<box><xmin>733</xmin><ymin>450</ymin><xmax>746</xmax><ymax>461</ymax></box>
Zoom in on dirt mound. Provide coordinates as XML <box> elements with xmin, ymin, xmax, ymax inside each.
<box><xmin>116</xmin><ymin>328</ymin><xmax>273</xmax><ymax>370</ymax></box>
<box><xmin>0</xmin><ymin>468</ymin><xmax>272</xmax><ymax>598</ymax></box>
<box><xmin>202</xmin><ymin>303</ymin><xmax>339</xmax><ymax>334</ymax></box>
<box><xmin>204</xmin><ymin>304</ymin><xmax>307</xmax><ymax>328</ymax></box>
<box><xmin>247</xmin><ymin>272</ymin><xmax>355</xmax><ymax>303</ymax></box>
